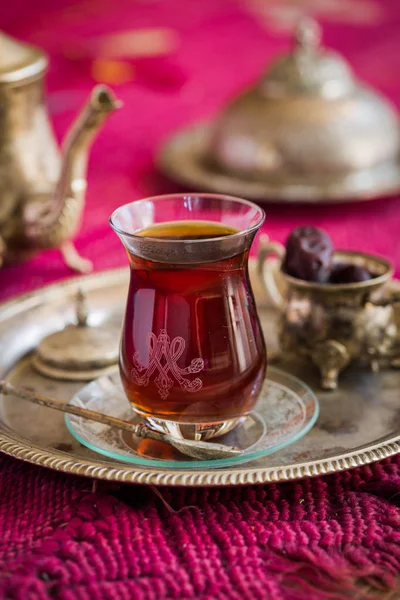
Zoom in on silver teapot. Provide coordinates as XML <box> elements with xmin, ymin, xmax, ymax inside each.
<box><xmin>0</xmin><ymin>32</ymin><xmax>120</xmax><ymax>272</ymax></box>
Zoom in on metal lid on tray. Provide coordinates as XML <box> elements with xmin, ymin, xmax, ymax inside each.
<box><xmin>33</xmin><ymin>290</ymin><xmax>119</xmax><ymax>381</ymax></box>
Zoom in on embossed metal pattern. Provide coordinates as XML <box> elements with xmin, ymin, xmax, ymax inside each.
<box><xmin>0</xmin><ymin>432</ymin><xmax>399</xmax><ymax>486</ymax></box>
<box><xmin>258</xmin><ymin>240</ymin><xmax>399</xmax><ymax>390</ymax></box>
<box><xmin>0</xmin><ymin>266</ymin><xmax>399</xmax><ymax>487</ymax></box>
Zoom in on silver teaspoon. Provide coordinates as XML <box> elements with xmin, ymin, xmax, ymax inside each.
<box><xmin>0</xmin><ymin>381</ymin><xmax>241</xmax><ymax>461</ymax></box>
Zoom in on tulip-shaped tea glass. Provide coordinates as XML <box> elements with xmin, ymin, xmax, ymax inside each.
<box><xmin>110</xmin><ymin>194</ymin><xmax>266</xmax><ymax>441</ymax></box>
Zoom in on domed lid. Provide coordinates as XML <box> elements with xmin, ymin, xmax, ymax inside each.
<box><xmin>259</xmin><ymin>18</ymin><xmax>355</xmax><ymax>99</ymax></box>
<box><xmin>0</xmin><ymin>31</ymin><xmax>47</xmax><ymax>84</ymax></box>
<box><xmin>158</xmin><ymin>17</ymin><xmax>400</xmax><ymax>203</ymax></box>
<box><xmin>207</xmin><ymin>16</ymin><xmax>400</xmax><ymax>181</ymax></box>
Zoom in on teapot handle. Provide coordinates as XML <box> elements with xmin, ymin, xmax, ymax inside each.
<box><xmin>257</xmin><ymin>235</ymin><xmax>286</xmax><ymax>311</ymax></box>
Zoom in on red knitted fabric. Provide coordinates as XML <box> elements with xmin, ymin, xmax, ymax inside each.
<box><xmin>1</xmin><ymin>455</ymin><xmax>400</xmax><ymax>599</ymax></box>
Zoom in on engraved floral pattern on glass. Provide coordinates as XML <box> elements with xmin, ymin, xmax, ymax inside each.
<box><xmin>131</xmin><ymin>329</ymin><xmax>204</xmax><ymax>399</ymax></box>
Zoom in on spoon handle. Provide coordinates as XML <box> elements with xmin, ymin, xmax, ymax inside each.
<box><xmin>0</xmin><ymin>380</ymin><xmax>241</xmax><ymax>459</ymax></box>
<box><xmin>0</xmin><ymin>380</ymin><xmax>165</xmax><ymax>441</ymax></box>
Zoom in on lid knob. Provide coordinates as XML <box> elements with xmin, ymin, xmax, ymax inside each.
<box><xmin>258</xmin><ymin>16</ymin><xmax>354</xmax><ymax>97</ymax></box>
<box><xmin>293</xmin><ymin>18</ymin><xmax>321</xmax><ymax>53</ymax></box>
<box><xmin>76</xmin><ymin>288</ymin><xmax>89</xmax><ymax>327</ymax></box>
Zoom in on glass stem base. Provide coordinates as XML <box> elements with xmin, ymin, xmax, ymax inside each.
<box><xmin>134</xmin><ymin>412</ymin><xmax>246</xmax><ymax>441</ymax></box>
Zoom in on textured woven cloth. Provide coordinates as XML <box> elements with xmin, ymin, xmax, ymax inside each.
<box><xmin>1</xmin><ymin>455</ymin><xmax>400</xmax><ymax>599</ymax></box>
<box><xmin>1</xmin><ymin>1</ymin><xmax>400</xmax><ymax>599</ymax></box>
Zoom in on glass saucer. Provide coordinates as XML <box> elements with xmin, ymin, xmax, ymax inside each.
<box><xmin>65</xmin><ymin>367</ymin><xmax>319</xmax><ymax>469</ymax></box>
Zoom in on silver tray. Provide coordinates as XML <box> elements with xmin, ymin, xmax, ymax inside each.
<box><xmin>158</xmin><ymin>124</ymin><xmax>400</xmax><ymax>204</ymax></box>
<box><xmin>0</xmin><ymin>263</ymin><xmax>399</xmax><ymax>487</ymax></box>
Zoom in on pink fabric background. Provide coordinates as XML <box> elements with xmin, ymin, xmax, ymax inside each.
<box><xmin>0</xmin><ymin>0</ymin><xmax>400</xmax><ymax>299</ymax></box>
<box><xmin>1</xmin><ymin>2</ymin><xmax>400</xmax><ymax>599</ymax></box>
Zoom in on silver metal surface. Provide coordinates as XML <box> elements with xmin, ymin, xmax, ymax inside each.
<box><xmin>0</xmin><ymin>264</ymin><xmax>399</xmax><ymax>486</ymax></box>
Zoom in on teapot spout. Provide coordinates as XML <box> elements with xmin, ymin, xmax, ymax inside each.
<box><xmin>55</xmin><ymin>84</ymin><xmax>121</xmax><ymax>233</ymax></box>
<box><xmin>24</xmin><ymin>85</ymin><xmax>121</xmax><ymax>272</ymax></box>
<box><xmin>61</xmin><ymin>85</ymin><xmax>122</xmax><ymax>161</ymax></box>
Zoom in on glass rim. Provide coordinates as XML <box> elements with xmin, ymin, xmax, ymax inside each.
<box><xmin>109</xmin><ymin>193</ymin><xmax>265</xmax><ymax>244</ymax></box>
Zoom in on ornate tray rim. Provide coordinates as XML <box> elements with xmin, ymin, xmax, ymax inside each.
<box><xmin>0</xmin><ymin>267</ymin><xmax>400</xmax><ymax>487</ymax></box>
<box><xmin>158</xmin><ymin>123</ymin><xmax>400</xmax><ymax>204</ymax></box>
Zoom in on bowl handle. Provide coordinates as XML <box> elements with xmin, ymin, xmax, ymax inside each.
<box><xmin>257</xmin><ymin>235</ymin><xmax>286</xmax><ymax>311</ymax></box>
<box><xmin>370</xmin><ymin>293</ymin><xmax>400</xmax><ymax>307</ymax></box>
